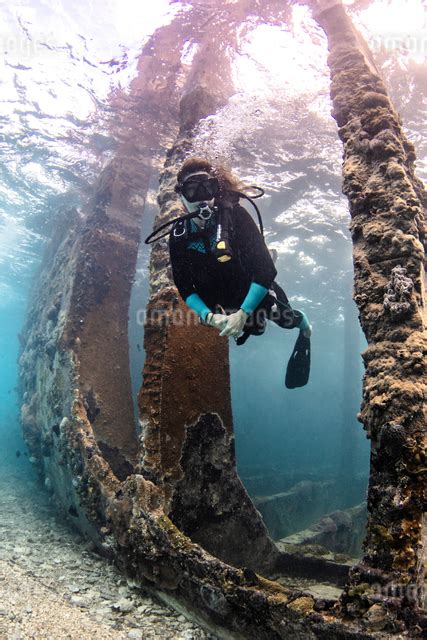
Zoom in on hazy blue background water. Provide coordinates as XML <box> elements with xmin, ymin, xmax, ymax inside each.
<box><xmin>0</xmin><ymin>0</ymin><xmax>425</xmax><ymax>539</ymax></box>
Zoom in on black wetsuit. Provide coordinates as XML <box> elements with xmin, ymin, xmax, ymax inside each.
<box><xmin>169</xmin><ymin>196</ymin><xmax>301</xmax><ymax>343</ymax></box>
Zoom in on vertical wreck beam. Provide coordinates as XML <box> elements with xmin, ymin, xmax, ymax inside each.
<box><xmin>59</xmin><ymin>19</ymin><xmax>193</xmax><ymax>478</ymax></box>
<box><xmin>139</xmin><ymin>2</ymin><xmax>279</xmax><ymax>573</ymax></box>
<box><xmin>61</xmin><ymin>156</ymin><xmax>149</xmax><ymax>476</ymax></box>
<box><xmin>19</xmin><ymin>15</ymin><xmax>193</xmax><ymax>483</ymax></box>
<box><xmin>309</xmin><ymin>0</ymin><xmax>426</xmax><ymax>631</ymax></box>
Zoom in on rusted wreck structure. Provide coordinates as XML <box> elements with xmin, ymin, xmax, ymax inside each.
<box><xmin>18</xmin><ymin>1</ymin><xmax>425</xmax><ymax>638</ymax></box>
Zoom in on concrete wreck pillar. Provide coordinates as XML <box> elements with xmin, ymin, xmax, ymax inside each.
<box><xmin>309</xmin><ymin>0</ymin><xmax>426</xmax><ymax>629</ymax></box>
<box><xmin>139</xmin><ymin>3</ymin><xmax>278</xmax><ymax>573</ymax></box>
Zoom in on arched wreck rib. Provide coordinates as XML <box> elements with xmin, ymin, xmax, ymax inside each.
<box><xmin>308</xmin><ymin>0</ymin><xmax>426</xmax><ymax>629</ymax></box>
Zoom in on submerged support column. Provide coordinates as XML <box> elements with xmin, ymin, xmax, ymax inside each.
<box><xmin>310</xmin><ymin>0</ymin><xmax>426</xmax><ymax>631</ymax></box>
<box><xmin>139</xmin><ymin>3</ymin><xmax>278</xmax><ymax>573</ymax></box>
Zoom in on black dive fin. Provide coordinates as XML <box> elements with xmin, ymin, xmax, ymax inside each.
<box><xmin>285</xmin><ymin>332</ymin><xmax>311</xmax><ymax>389</ymax></box>
<box><xmin>235</xmin><ymin>331</ymin><xmax>251</xmax><ymax>346</ymax></box>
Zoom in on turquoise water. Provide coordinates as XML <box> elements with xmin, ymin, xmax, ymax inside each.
<box><xmin>0</xmin><ymin>0</ymin><xmax>425</xmax><ymax>553</ymax></box>
<box><xmin>1</xmin><ymin>304</ymin><xmax>27</xmax><ymax>458</ymax></box>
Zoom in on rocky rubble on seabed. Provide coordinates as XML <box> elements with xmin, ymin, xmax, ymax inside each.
<box><xmin>0</xmin><ymin>458</ymin><xmax>216</xmax><ymax>640</ymax></box>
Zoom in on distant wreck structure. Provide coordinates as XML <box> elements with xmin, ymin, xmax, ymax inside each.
<box><xmin>18</xmin><ymin>1</ymin><xmax>425</xmax><ymax>638</ymax></box>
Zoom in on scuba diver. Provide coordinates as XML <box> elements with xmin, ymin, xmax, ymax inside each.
<box><xmin>145</xmin><ymin>157</ymin><xmax>311</xmax><ymax>388</ymax></box>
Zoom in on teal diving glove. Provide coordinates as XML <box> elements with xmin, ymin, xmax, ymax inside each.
<box><xmin>219</xmin><ymin>309</ymin><xmax>249</xmax><ymax>338</ymax></box>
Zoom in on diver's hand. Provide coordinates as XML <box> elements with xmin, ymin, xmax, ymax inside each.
<box><xmin>219</xmin><ymin>309</ymin><xmax>249</xmax><ymax>337</ymax></box>
<box><xmin>206</xmin><ymin>312</ymin><xmax>228</xmax><ymax>331</ymax></box>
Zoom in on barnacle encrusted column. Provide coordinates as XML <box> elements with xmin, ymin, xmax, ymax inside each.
<box><xmin>310</xmin><ymin>0</ymin><xmax>426</xmax><ymax>630</ymax></box>
<box><xmin>139</xmin><ymin>3</ymin><xmax>278</xmax><ymax>572</ymax></box>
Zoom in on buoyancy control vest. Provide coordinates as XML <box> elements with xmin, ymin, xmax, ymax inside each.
<box><xmin>170</xmin><ymin>200</ymin><xmax>234</xmax><ymax>263</ymax></box>
<box><xmin>144</xmin><ymin>188</ymin><xmax>264</xmax><ymax>249</ymax></box>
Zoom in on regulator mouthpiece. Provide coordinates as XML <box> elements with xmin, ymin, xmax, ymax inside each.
<box><xmin>197</xmin><ymin>202</ymin><xmax>213</xmax><ymax>220</ymax></box>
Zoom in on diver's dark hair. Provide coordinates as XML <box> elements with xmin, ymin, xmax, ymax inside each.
<box><xmin>177</xmin><ymin>157</ymin><xmax>250</xmax><ymax>196</ymax></box>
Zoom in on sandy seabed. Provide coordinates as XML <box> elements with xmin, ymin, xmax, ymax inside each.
<box><xmin>0</xmin><ymin>454</ymin><xmax>216</xmax><ymax>640</ymax></box>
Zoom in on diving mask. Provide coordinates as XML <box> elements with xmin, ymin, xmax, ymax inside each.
<box><xmin>176</xmin><ymin>173</ymin><xmax>220</xmax><ymax>203</ymax></box>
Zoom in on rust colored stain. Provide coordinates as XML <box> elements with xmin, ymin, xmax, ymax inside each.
<box><xmin>139</xmin><ymin>291</ymin><xmax>232</xmax><ymax>484</ymax></box>
<box><xmin>68</xmin><ymin>227</ymin><xmax>140</xmax><ymax>466</ymax></box>
<box><xmin>159</xmin><ymin>302</ymin><xmax>233</xmax><ymax>480</ymax></box>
